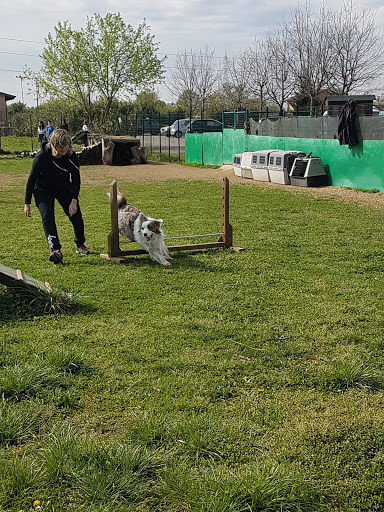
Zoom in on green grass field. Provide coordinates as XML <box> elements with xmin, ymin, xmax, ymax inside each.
<box><xmin>1</xmin><ymin>153</ymin><xmax>384</xmax><ymax>511</ymax></box>
<box><xmin>0</xmin><ymin>135</ymin><xmax>83</xmax><ymax>155</ymax></box>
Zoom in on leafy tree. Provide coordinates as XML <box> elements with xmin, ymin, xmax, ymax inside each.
<box><xmin>7</xmin><ymin>102</ymin><xmax>29</xmax><ymax>137</ymax></box>
<box><xmin>134</xmin><ymin>91</ymin><xmax>167</xmax><ymax>114</ymax></box>
<box><xmin>204</xmin><ymin>92</ymin><xmax>226</xmax><ymax>117</ymax></box>
<box><xmin>25</xmin><ymin>13</ymin><xmax>164</xmax><ymax>130</ymax></box>
<box><xmin>7</xmin><ymin>101</ymin><xmax>26</xmax><ymax>115</ymax></box>
<box><xmin>175</xmin><ymin>89</ymin><xmax>200</xmax><ymax>117</ymax></box>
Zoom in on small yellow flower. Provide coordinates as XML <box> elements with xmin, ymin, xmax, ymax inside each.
<box><xmin>258</xmin><ymin>388</ymin><xmax>264</xmax><ymax>392</ymax></box>
<box><xmin>18</xmin><ymin>510</ymin><xmax>24</xmax><ymax>512</ymax></box>
<box><xmin>33</xmin><ymin>500</ymin><xmax>41</xmax><ymax>507</ymax></box>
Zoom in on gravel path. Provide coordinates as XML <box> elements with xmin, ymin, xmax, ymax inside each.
<box><xmin>80</xmin><ymin>161</ymin><xmax>384</xmax><ymax>210</ymax></box>
<box><xmin>2</xmin><ymin>158</ymin><xmax>383</xmax><ymax>210</ymax></box>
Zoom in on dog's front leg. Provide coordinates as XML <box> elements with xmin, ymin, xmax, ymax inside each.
<box><xmin>149</xmin><ymin>251</ymin><xmax>171</xmax><ymax>266</ymax></box>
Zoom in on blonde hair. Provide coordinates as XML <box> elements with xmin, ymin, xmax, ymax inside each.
<box><xmin>48</xmin><ymin>129</ymin><xmax>73</xmax><ymax>155</ymax></box>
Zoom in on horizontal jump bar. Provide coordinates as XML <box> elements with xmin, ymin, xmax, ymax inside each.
<box><xmin>118</xmin><ymin>241</ymin><xmax>227</xmax><ymax>255</ymax></box>
<box><xmin>119</xmin><ymin>232</ymin><xmax>224</xmax><ymax>244</ymax></box>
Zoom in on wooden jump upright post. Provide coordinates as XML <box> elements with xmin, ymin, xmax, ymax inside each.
<box><xmin>100</xmin><ymin>177</ymin><xmax>240</xmax><ymax>263</ymax></box>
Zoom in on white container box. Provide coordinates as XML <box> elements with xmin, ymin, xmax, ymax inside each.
<box><xmin>268</xmin><ymin>151</ymin><xmax>305</xmax><ymax>185</ymax></box>
<box><xmin>240</xmin><ymin>152</ymin><xmax>254</xmax><ymax>179</ymax></box>
<box><xmin>233</xmin><ymin>154</ymin><xmax>242</xmax><ymax>177</ymax></box>
<box><xmin>251</xmin><ymin>150</ymin><xmax>278</xmax><ymax>181</ymax></box>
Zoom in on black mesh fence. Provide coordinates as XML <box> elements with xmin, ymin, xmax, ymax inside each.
<box><xmin>3</xmin><ymin>106</ymin><xmax>336</xmax><ymax>158</ymax></box>
<box><xmin>4</xmin><ymin>110</ymin><xmax>226</xmax><ymax>159</ymax></box>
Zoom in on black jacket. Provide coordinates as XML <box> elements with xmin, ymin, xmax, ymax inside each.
<box><xmin>337</xmin><ymin>100</ymin><xmax>358</xmax><ymax>149</ymax></box>
<box><xmin>25</xmin><ymin>143</ymin><xmax>81</xmax><ymax>204</ymax></box>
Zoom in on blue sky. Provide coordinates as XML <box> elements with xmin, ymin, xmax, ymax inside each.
<box><xmin>1</xmin><ymin>0</ymin><xmax>383</xmax><ymax>106</ymax></box>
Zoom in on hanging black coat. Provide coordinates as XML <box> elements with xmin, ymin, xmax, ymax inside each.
<box><xmin>337</xmin><ymin>99</ymin><xmax>358</xmax><ymax>149</ymax></box>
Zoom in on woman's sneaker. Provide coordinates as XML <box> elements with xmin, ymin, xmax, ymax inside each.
<box><xmin>49</xmin><ymin>249</ymin><xmax>63</xmax><ymax>264</ymax></box>
<box><xmin>76</xmin><ymin>244</ymin><xmax>90</xmax><ymax>255</ymax></box>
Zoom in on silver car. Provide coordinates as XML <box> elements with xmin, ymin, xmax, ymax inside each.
<box><xmin>160</xmin><ymin>125</ymin><xmax>171</xmax><ymax>136</ymax></box>
<box><xmin>170</xmin><ymin>119</ymin><xmax>190</xmax><ymax>138</ymax></box>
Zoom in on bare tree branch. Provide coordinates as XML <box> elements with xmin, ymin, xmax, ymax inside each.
<box><xmin>330</xmin><ymin>0</ymin><xmax>384</xmax><ymax>94</ymax></box>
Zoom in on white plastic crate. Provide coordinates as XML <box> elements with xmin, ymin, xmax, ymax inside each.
<box><xmin>268</xmin><ymin>151</ymin><xmax>305</xmax><ymax>185</ymax></box>
<box><xmin>240</xmin><ymin>152</ymin><xmax>254</xmax><ymax>179</ymax></box>
<box><xmin>233</xmin><ymin>154</ymin><xmax>242</xmax><ymax>177</ymax></box>
<box><xmin>251</xmin><ymin>150</ymin><xmax>278</xmax><ymax>181</ymax></box>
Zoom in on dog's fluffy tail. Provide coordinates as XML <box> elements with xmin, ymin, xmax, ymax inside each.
<box><xmin>117</xmin><ymin>192</ymin><xmax>127</xmax><ymax>208</ymax></box>
<box><xmin>107</xmin><ymin>191</ymin><xmax>127</xmax><ymax>208</ymax></box>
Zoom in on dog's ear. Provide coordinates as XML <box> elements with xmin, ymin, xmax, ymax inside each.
<box><xmin>150</xmin><ymin>219</ymin><xmax>163</xmax><ymax>234</ymax></box>
<box><xmin>138</xmin><ymin>213</ymin><xmax>147</xmax><ymax>226</ymax></box>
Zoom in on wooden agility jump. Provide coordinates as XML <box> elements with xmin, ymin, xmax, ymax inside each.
<box><xmin>100</xmin><ymin>177</ymin><xmax>241</xmax><ymax>263</ymax></box>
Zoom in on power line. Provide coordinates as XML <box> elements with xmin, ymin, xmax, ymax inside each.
<box><xmin>0</xmin><ymin>37</ymin><xmax>225</xmax><ymax>56</ymax></box>
<box><xmin>0</xmin><ymin>68</ymin><xmax>24</xmax><ymax>72</ymax></box>
<box><xmin>0</xmin><ymin>51</ymin><xmax>39</xmax><ymax>57</ymax></box>
<box><xmin>0</xmin><ymin>36</ymin><xmax>43</xmax><ymax>44</ymax></box>
<box><xmin>159</xmin><ymin>53</ymin><xmax>225</xmax><ymax>59</ymax></box>
<box><xmin>0</xmin><ymin>39</ymin><xmax>226</xmax><ymax>60</ymax></box>
<box><xmin>0</xmin><ymin>38</ymin><xmax>225</xmax><ymax>57</ymax></box>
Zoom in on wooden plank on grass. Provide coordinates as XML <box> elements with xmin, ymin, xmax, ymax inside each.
<box><xmin>0</xmin><ymin>263</ymin><xmax>51</xmax><ymax>294</ymax></box>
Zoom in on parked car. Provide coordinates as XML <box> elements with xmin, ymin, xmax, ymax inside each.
<box><xmin>170</xmin><ymin>119</ymin><xmax>191</xmax><ymax>138</ymax></box>
<box><xmin>135</xmin><ymin>119</ymin><xmax>161</xmax><ymax>135</ymax></box>
<box><xmin>160</xmin><ymin>125</ymin><xmax>171</xmax><ymax>136</ymax></box>
<box><xmin>187</xmin><ymin>119</ymin><xmax>223</xmax><ymax>134</ymax></box>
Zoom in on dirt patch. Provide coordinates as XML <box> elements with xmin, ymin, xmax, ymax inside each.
<box><xmin>0</xmin><ymin>174</ymin><xmax>29</xmax><ymax>192</ymax></box>
<box><xmin>4</xmin><ymin>158</ymin><xmax>384</xmax><ymax>210</ymax></box>
<box><xmin>80</xmin><ymin>161</ymin><xmax>384</xmax><ymax>210</ymax></box>
<box><xmin>80</xmin><ymin>161</ymin><xmax>230</xmax><ymax>186</ymax></box>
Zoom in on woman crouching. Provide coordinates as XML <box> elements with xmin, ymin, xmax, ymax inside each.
<box><xmin>24</xmin><ymin>129</ymin><xmax>90</xmax><ymax>264</ymax></box>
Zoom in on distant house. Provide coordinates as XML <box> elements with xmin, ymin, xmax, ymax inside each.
<box><xmin>287</xmin><ymin>89</ymin><xmax>333</xmax><ymax>116</ymax></box>
<box><xmin>0</xmin><ymin>91</ymin><xmax>16</xmax><ymax>128</ymax></box>
<box><xmin>325</xmin><ymin>95</ymin><xmax>376</xmax><ymax>116</ymax></box>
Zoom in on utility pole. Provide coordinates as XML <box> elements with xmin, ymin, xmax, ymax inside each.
<box><xmin>35</xmin><ymin>81</ymin><xmax>39</xmax><ymax>108</ymax></box>
<box><xmin>16</xmin><ymin>75</ymin><xmax>25</xmax><ymax>104</ymax></box>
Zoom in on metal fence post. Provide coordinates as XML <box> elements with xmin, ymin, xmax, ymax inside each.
<box><xmin>149</xmin><ymin>112</ymin><xmax>153</xmax><ymax>154</ymax></box>
<box><xmin>177</xmin><ymin>111</ymin><xmax>181</xmax><ymax>162</ymax></box>
<box><xmin>159</xmin><ymin>112</ymin><xmax>162</xmax><ymax>154</ymax></box>
<box><xmin>168</xmin><ymin>112</ymin><xmax>171</xmax><ymax>158</ymax></box>
<box><xmin>30</xmin><ymin>112</ymin><xmax>34</xmax><ymax>152</ymax></box>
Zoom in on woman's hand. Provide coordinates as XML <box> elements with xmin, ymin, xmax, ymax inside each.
<box><xmin>24</xmin><ymin>204</ymin><xmax>31</xmax><ymax>217</ymax></box>
<box><xmin>69</xmin><ymin>198</ymin><xmax>78</xmax><ymax>217</ymax></box>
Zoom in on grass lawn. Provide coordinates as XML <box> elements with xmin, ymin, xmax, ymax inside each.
<box><xmin>0</xmin><ymin>135</ymin><xmax>83</xmax><ymax>155</ymax></box>
<box><xmin>1</xmin><ymin>154</ymin><xmax>384</xmax><ymax>511</ymax></box>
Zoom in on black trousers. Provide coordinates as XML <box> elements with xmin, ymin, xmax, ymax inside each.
<box><xmin>34</xmin><ymin>188</ymin><xmax>85</xmax><ymax>251</ymax></box>
<box><xmin>38</xmin><ymin>134</ymin><xmax>46</xmax><ymax>149</ymax></box>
